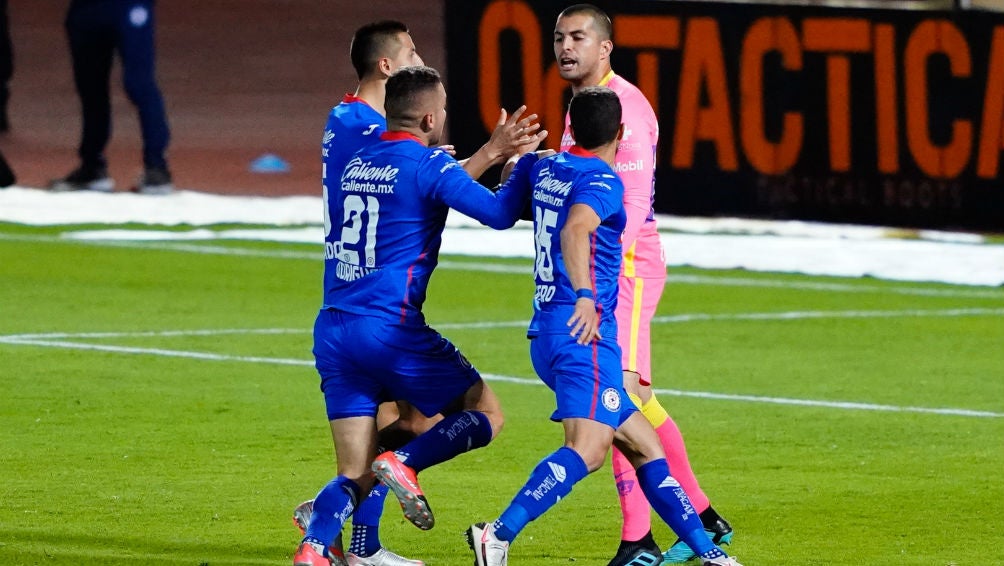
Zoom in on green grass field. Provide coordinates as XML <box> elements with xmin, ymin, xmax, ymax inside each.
<box><xmin>1</xmin><ymin>222</ymin><xmax>1002</xmax><ymax>565</ymax></box>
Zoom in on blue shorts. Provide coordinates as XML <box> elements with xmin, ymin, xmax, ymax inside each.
<box><xmin>529</xmin><ymin>333</ymin><xmax>635</xmax><ymax>430</ymax></box>
<box><xmin>313</xmin><ymin>309</ymin><xmax>482</xmax><ymax>421</ymax></box>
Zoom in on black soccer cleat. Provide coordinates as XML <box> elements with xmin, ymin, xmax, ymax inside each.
<box><xmin>607</xmin><ymin>531</ymin><xmax>662</xmax><ymax>566</ymax></box>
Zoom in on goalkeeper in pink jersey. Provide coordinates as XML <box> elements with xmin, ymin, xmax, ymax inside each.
<box><xmin>554</xmin><ymin>5</ymin><xmax>735</xmax><ymax>565</ymax></box>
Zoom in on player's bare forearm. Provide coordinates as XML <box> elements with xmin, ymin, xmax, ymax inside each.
<box><xmin>561</xmin><ymin>204</ymin><xmax>602</xmax><ymax>344</ymax></box>
<box><xmin>458</xmin><ymin>146</ymin><xmax>499</xmax><ymax>179</ymax></box>
<box><xmin>560</xmin><ymin>205</ymin><xmax>599</xmax><ymax>290</ymax></box>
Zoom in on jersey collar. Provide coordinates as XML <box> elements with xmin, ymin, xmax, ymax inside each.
<box><xmin>342</xmin><ymin>93</ymin><xmax>373</xmax><ymax>108</ymax></box>
<box><xmin>568</xmin><ymin>145</ymin><xmax>598</xmax><ymax>158</ymax></box>
<box><xmin>380</xmin><ymin>131</ymin><xmax>424</xmax><ymax>144</ymax></box>
<box><xmin>598</xmin><ymin>70</ymin><xmax>616</xmax><ymax>87</ymax></box>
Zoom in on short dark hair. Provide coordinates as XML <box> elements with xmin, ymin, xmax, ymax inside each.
<box><xmin>557</xmin><ymin>4</ymin><xmax>612</xmax><ymax>41</ymax></box>
<box><xmin>568</xmin><ymin>86</ymin><xmax>621</xmax><ymax>150</ymax></box>
<box><xmin>385</xmin><ymin>66</ymin><xmax>442</xmax><ymax>123</ymax></box>
<box><xmin>349</xmin><ymin>20</ymin><xmax>409</xmax><ymax>80</ymax></box>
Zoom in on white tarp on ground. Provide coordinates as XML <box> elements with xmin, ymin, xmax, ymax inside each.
<box><xmin>2</xmin><ymin>186</ymin><xmax>1002</xmax><ymax>287</ymax></box>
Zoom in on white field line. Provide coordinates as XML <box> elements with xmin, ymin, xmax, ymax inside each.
<box><xmin>480</xmin><ymin>373</ymin><xmax>1004</xmax><ymax>419</ymax></box>
<box><xmin>0</xmin><ymin>232</ymin><xmax>320</xmax><ymax>260</ymax></box>
<box><xmin>0</xmin><ymin>327</ymin><xmax>308</xmax><ymax>340</ymax></box>
<box><xmin>0</xmin><ymin>337</ymin><xmax>312</xmax><ymax>367</ymax></box>
<box><xmin>0</xmin><ymin>540</ymin><xmax>280</xmax><ymax>565</ymax></box>
<box><xmin>2</xmin><ymin>307</ymin><xmax>1001</xmax><ymax>342</ymax></box>
<box><xmin>659</xmin><ymin>273</ymin><xmax>1004</xmax><ymax>299</ymax></box>
<box><xmin>651</xmin><ymin>307</ymin><xmax>1004</xmax><ymax>324</ymax></box>
<box><xmin>2</xmin><ymin>307</ymin><xmax>1002</xmax><ymax>419</ymax></box>
<box><xmin>1</xmin><ymin>337</ymin><xmax>998</xmax><ymax>419</ymax></box>
<box><xmin>2</xmin><ymin>232</ymin><xmax>1002</xmax><ymax>299</ymax></box>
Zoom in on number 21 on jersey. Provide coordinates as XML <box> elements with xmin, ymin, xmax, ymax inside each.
<box><xmin>325</xmin><ymin>181</ymin><xmax>380</xmax><ymax>269</ymax></box>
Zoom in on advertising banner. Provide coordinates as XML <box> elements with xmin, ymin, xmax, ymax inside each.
<box><xmin>445</xmin><ymin>0</ymin><xmax>1004</xmax><ymax>230</ymax></box>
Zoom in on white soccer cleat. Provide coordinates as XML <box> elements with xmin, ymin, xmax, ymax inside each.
<box><xmin>348</xmin><ymin>547</ymin><xmax>424</xmax><ymax>566</ymax></box>
<box><xmin>294</xmin><ymin>498</ymin><xmax>421</xmax><ymax>566</ymax></box>
<box><xmin>293</xmin><ymin>499</ymin><xmax>314</xmax><ymax>534</ymax></box>
<box><xmin>467</xmin><ymin>522</ymin><xmax>509</xmax><ymax>566</ymax></box>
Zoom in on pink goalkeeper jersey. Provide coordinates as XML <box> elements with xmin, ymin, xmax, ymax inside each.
<box><xmin>561</xmin><ymin>72</ymin><xmax>665</xmax><ymax>279</ymax></box>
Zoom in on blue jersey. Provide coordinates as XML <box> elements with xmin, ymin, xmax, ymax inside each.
<box><xmin>320</xmin><ymin>95</ymin><xmax>384</xmax><ymax>311</ymax></box>
<box><xmin>321</xmin><ymin>95</ymin><xmax>385</xmax><ymax>179</ymax></box>
<box><xmin>527</xmin><ymin>146</ymin><xmax>626</xmax><ymax>338</ymax></box>
<box><xmin>321</xmin><ymin>94</ymin><xmax>385</xmax><ymax>236</ymax></box>
<box><xmin>322</xmin><ymin>131</ymin><xmax>538</xmax><ymax>325</ymax></box>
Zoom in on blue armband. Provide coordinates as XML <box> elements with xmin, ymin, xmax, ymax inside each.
<box><xmin>575</xmin><ymin>288</ymin><xmax>594</xmax><ymax>300</ymax></box>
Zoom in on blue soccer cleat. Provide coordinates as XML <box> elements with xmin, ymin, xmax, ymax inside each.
<box><xmin>662</xmin><ymin>516</ymin><xmax>733</xmax><ymax>564</ymax></box>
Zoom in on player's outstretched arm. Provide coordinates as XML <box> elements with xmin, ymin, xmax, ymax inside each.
<box><xmin>435</xmin><ymin>152</ymin><xmax>540</xmax><ymax>230</ymax></box>
<box><xmin>460</xmin><ymin>105</ymin><xmax>547</xmax><ymax>179</ymax></box>
<box><xmin>500</xmin><ymin>148</ymin><xmax>554</xmax><ymax>184</ymax></box>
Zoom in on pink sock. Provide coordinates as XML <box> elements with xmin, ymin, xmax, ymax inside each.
<box><xmin>655</xmin><ymin>416</ymin><xmax>710</xmax><ymax>512</ymax></box>
<box><xmin>612</xmin><ymin>446</ymin><xmax>652</xmax><ymax>541</ymax></box>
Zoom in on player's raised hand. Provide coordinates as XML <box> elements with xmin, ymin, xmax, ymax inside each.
<box><xmin>460</xmin><ymin>106</ymin><xmax>548</xmax><ymax>179</ymax></box>
<box><xmin>486</xmin><ymin>105</ymin><xmax>547</xmax><ymax>160</ymax></box>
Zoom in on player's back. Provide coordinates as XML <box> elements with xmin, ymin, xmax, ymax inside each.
<box><xmin>321</xmin><ymin>96</ymin><xmax>392</xmax><ymax>315</ymax></box>
<box><xmin>527</xmin><ymin>149</ymin><xmax>625</xmax><ymax>337</ymax></box>
<box><xmin>322</xmin><ymin>133</ymin><xmax>460</xmax><ymax>325</ymax></box>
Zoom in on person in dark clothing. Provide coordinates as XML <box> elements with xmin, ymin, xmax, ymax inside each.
<box><xmin>51</xmin><ymin>0</ymin><xmax>172</xmax><ymax>194</ymax></box>
<box><xmin>0</xmin><ymin>0</ymin><xmax>12</xmax><ymax>133</ymax></box>
<box><xmin>0</xmin><ymin>0</ymin><xmax>13</xmax><ymax>183</ymax></box>
<box><xmin>0</xmin><ymin>148</ymin><xmax>14</xmax><ymax>187</ymax></box>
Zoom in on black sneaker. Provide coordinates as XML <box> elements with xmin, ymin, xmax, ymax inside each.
<box><xmin>0</xmin><ymin>149</ymin><xmax>14</xmax><ymax>187</ymax></box>
<box><xmin>134</xmin><ymin>166</ymin><xmax>173</xmax><ymax>195</ymax></box>
<box><xmin>0</xmin><ymin>89</ymin><xmax>9</xmax><ymax>133</ymax></box>
<box><xmin>49</xmin><ymin>165</ymin><xmax>114</xmax><ymax>192</ymax></box>
<box><xmin>608</xmin><ymin>531</ymin><xmax>662</xmax><ymax>566</ymax></box>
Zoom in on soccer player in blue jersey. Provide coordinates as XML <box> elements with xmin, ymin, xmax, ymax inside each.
<box><xmin>466</xmin><ymin>87</ymin><xmax>743</xmax><ymax>566</ymax></box>
<box><xmin>293</xmin><ymin>22</ymin><xmax>546</xmax><ymax>566</ymax></box>
<box><xmin>292</xmin><ymin>65</ymin><xmax>545</xmax><ymax>566</ymax></box>
<box><xmin>553</xmin><ymin>7</ymin><xmax>735</xmax><ymax>564</ymax></box>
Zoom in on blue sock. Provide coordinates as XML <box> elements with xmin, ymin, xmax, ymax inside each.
<box><xmin>304</xmin><ymin>476</ymin><xmax>361</xmax><ymax>554</ymax></box>
<box><xmin>493</xmin><ymin>447</ymin><xmax>589</xmax><ymax>542</ymax></box>
<box><xmin>636</xmin><ymin>460</ymin><xmax>725</xmax><ymax>559</ymax></box>
<box><xmin>395</xmin><ymin>411</ymin><xmax>493</xmax><ymax>472</ymax></box>
<box><xmin>349</xmin><ymin>483</ymin><xmax>388</xmax><ymax>556</ymax></box>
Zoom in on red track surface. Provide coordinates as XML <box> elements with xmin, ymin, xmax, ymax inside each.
<box><xmin>1</xmin><ymin>0</ymin><xmax>445</xmax><ymax>196</ymax></box>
